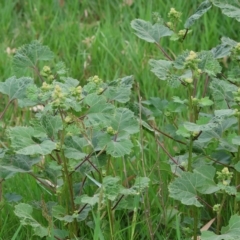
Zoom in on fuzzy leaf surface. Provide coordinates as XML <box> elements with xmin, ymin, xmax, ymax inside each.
<box><xmin>8</xmin><ymin>126</ymin><xmax>56</xmax><ymax>155</ymax></box>
<box><xmin>202</xmin><ymin>215</ymin><xmax>240</xmax><ymax>239</ymax></box>
<box><xmin>212</xmin><ymin>0</ymin><xmax>240</xmax><ymax>22</ymax></box>
<box><xmin>84</xmin><ymin>94</ymin><xmax>115</xmax><ymax>128</ymax></box>
<box><xmin>184</xmin><ymin>0</ymin><xmax>212</xmax><ymax>28</ymax></box>
<box><xmin>104</xmin><ymin>76</ymin><xmax>134</xmax><ymax>103</ymax></box>
<box><xmin>0</xmin><ymin>76</ymin><xmax>33</xmax><ymax>102</ymax></box>
<box><xmin>64</xmin><ymin>136</ymin><xmax>88</xmax><ymax>160</ymax></box>
<box><xmin>148</xmin><ymin>59</ymin><xmax>172</xmax><ymax>80</ymax></box>
<box><xmin>13</xmin><ymin>41</ymin><xmax>54</xmax><ymax>75</ymax></box>
<box><xmin>169</xmin><ymin>165</ymin><xmax>218</xmax><ymax>207</ymax></box>
<box><xmin>14</xmin><ymin>203</ymin><xmax>48</xmax><ymax>238</ymax></box>
<box><xmin>131</xmin><ymin>19</ymin><xmax>173</xmax><ymax>43</ymax></box>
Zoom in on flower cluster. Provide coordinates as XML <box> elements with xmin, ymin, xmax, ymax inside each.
<box><xmin>52</xmin><ymin>85</ymin><xmax>65</xmax><ymax>108</ymax></box>
<box><xmin>231</xmin><ymin>43</ymin><xmax>240</xmax><ymax>61</ymax></box>
<box><xmin>168</xmin><ymin>8</ymin><xmax>182</xmax><ymax>22</ymax></box>
<box><xmin>107</xmin><ymin>126</ymin><xmax>117</xmax><ymax>135</ymax></box>
<box><xmin>71</xmin><ymin>86</ymin><xmax>82</xmax><ymax>101</ymax></box>
<box><xmin>184</xmin><ymin>51</ymin><xmax>200</xmax><ymax>71</ymax></box>
<box><xmin>41</xmin><ymin>65</ymin><xmax>55</xmax><ymax>81</ymax></box>
<box><xmin>216</xmin><ymin>167</ymin><xmax>233</xmax><ymax>186</ymax></box>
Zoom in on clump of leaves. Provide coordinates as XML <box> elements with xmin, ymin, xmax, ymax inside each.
<box><xmin>0</xmin><ymin>41</ymin><xmax>149</xmax><ymax>239</ymax></box>
<box><xmin>131</xmin><ymin>1</ymin><xmax>240</xmax><ymax>239</ymax></box>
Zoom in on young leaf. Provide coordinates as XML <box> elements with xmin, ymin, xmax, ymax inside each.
<box><xmin>212</xmin><ymin>0</ymin><xmax>240</xmax><ymax>22</ymax></box>
<box><xmin>79</xmin><ymin>194</ymin><xmax>99</xmax><ymax>206</ymax></box>
<box><xmin>198</xmin><ymin>97</ymin><xmax>214</xmax><ymax>107</ymax></box>
<box><xmin>184</xmin><ymin>0</ymin><xmax>212</xmax><ymax>28</ymax></box>
<box><xmin>8</xmin><ymin>126</ymin><xmax>56</xmax><ymax>155</ymax></box>
<box><xmin>13</xmin><ymin>41</ymin><xmax>54</xmax><ymax>75</ymax></box>
<box><xmin>131</xmin><ymin>19</ymin><xmax>173</xmax><ymax>43</ymax></box>
<box><xmin>14</xmin><ymin>203</ymin><xmax>48</xmax><ymax>238</ymax></box>
<box><xmin>201</xmin><ymin>215</ymin><xmax>240</xmax><ymax>239</ymax></box>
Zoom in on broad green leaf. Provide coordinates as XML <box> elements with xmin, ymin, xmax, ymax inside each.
<box><xmin>0</xmin><ymin>76</ymin><xmax>33</xmax><ymax>102</ymax></box>
<box><xmin>202</xmin><ymin>215</ymin><xmax>240</xmax><ymax>240</ymax></box>
<box><xmin>210</xmin><ymin>78</ymin><xmax>237</xmax><ymax>108</ymax></box>
<box><xmin>214</xmin><ymin>109</ymin><xmax>235</xmax><ymax>117</ymax></box>
<box><xmin>232</xmin><ymin>136</ymin><xmax>240</xmax><ymax>146</ymax></box>
<box><xmin>211</xmin><ymin>36</ymin><xmax>237</xmax><ymax>59</ymax></box>
<box><xmin>176</xmin><ymin>126</ymin><xmax>191</xmax><ymax>138</ymax></box>
<box><xmin>111</xmin><ymin>108</ymin><xmax>139</xmax><ymax>135</ymax></box>
<box><xmin>104</xmin><ymin>76</ymin><xmax>134</xmax><ymax>103</ymax></box>
<box><xmin>77</xmin><ymin>194</ymin><xmax>99</xmax><ymax>206</ymax></box>
<box><xmin>174</xmin><ymin>50</ymin><xmax>190</xmax><ymax>69</ymax></box>
<box><xmin>106</xmin><ymin>139</ymin><xmax>133</xmax><ymax>157</ymax></box>
<box><xmin>194</xmin><ymin>165</ymin><xmax>219</xmax><ymax>194</ymax></box>
<box><xmin>103</xmin><ymin>176</ymin><xmax>121</xmax><ymax>201</ymax></box>
<box><xmin>8</xmin><ymin>126</ymin><xmax>56</xmax><ymax>155</ymax></box>
<box><xmin>184</xmin><ymin>1</ymin><xmax>212</xmax><ymax>28</ymax></box>
<box><xmin>148</xmin><ymin>59</ymin><xmax>172</xmax><ymax>80</ymax></box>
<box><xmin>14</xmin><ymin>203</ymin><xmax>48</xmax><ymax>238</ymax></box>
<box><xmin>5</xmin><ymin>193</ymin><xmax>22</xmax><ymax>202</ymax></box>
<box><xmin>64</xmin><ymin>136</ymin><xmax>88</xmax><ymax>160</ymax></box>
<box><xmin>169</xmin><ymin>166</ymin><xmax>219</xmax><ymax>207</ymax></box>
<box><xmin>84</xmin><ymin>93</ymin><xmax>115</xmax><ymax>128</ymax></box>
<box><xmin>169</xmin><ymin>171</ymin><xmax>204</xmax><ymax>207</ymax></box>
<box><xmin>131</xmin><ymin>19</ymin><xmax>173</xmax><ymax>43</ymax></box>
<box><xmin>234</xmin><ymin>162</ymin><xmax>240</xmax><ymax>172</ymax></box>
<box><xmin>198</xmin><ymin>97</ymin><xmax>214</xmax><ymax>107</ymax></box>
<box><xmin>0</xmin><ymin>154</ymin><xmax>41</xmax><ymax>174</ymax></box>
<box><xmin>131</xmin><ymin>177</ymin><xmax>150</xmax><ymax>192</ymax></box>
<box><xmin>212</xmin><ymin>0</ymin><xmax>240</xmax><ymax>22</ymax></box>
<box><xmin>13</xmin><ymin>41</ymin><xmax>54</xmax><ymax>75</ymax></box>
<box><xmin>183</xmin><ymin>121</ymin><xmax>218</xmax><ymax>132</ymax></box>
<box><xmin>40</xmin><ymin>114</ymin><xmax>63</xmax><ymax>139</ymax></box>
<box><xmin>198</xmin><ymin>51</ymin><xmax>222</xmax><ymax>76</ymax></box>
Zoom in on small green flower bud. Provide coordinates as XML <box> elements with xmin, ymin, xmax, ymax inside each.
<box><xmin>43</xmin><ymin>65</ymin><xmax>51</xmax><ymax>73</ymax></box>
<box><xmin>213</xmin><ymin>204</ymin><xmax>221</xmax><ymax>212</ymax></box>
<box><xmin>64</xmin><ymin>116</ymin><xmax>72</xmax><ymax>123</ymax></box>
<box><xmin>184</xmin><ymin>78</ymin><xmax>193</xmax><ymax>84</ymax></box>
<box><xmin>47</xmin><ymin>75</ymin><xmax>54</xmax><ymax>81</ymax></box>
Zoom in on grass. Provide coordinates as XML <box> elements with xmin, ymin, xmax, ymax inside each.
<box><xmin>1</xmin><ymin>0</ymin><xmax>240</xmax><ymax>239</ymax></box>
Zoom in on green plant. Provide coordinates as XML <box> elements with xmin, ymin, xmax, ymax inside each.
<box><xmin>131</xmin><ymin>0</ymin><xmax>240</xmax><ymax>239</ymax></box>
<box><xmin>0</xmin><ymin>41</ymin><xmax>150</xmax><ymax>239</ymax></box>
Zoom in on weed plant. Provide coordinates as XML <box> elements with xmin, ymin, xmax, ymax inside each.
<box><xmin>1</xmin><ymin>1</ymin><xmax>240</xmax><ymax>240</ymax></box>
